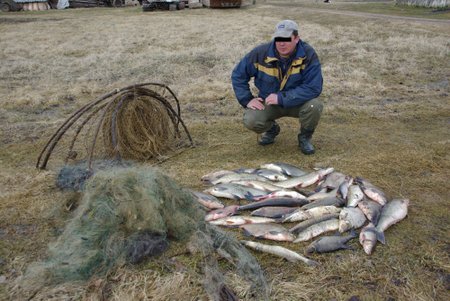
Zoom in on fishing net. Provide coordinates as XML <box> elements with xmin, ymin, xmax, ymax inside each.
<box><xmin>16</xmin><ymin>167</ymin><xmax>268</xmax><ymax>300</ymax></box>
<box><xmin>36</xmin><ymin>83</ymin><xmax>193</xmax><ymax>171</ymax></box>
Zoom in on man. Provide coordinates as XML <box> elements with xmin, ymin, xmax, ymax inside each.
<box><xmin>231</xmin><ymin>20</ymin><xmax>323</xmax><ymax>155</ymax></box>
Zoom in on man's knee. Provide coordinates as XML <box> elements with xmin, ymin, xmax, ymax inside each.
<box><xmin>299</xmin><ymin>98</ymin><xmax>323</xmax><ymax>130</ymax></box>
<box><xmin>243</xmin><ymin>110</ymin><xmax>270</xmax><ymax>133</ymax></box>
<box><xmin>301</xmin><ymin>99</ymin><xmax>323</xmax><ymax>115</ymax></box>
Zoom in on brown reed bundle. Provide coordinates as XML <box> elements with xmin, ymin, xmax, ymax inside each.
<box><xmin>37</xmin><ymin>83</ymin><xmax>193</xmax><ymax>170</ymax></box>
<box><xmin>102</xmin><ymin>94</ymin><xmax>174</xmax><ymax>161</ymax></box>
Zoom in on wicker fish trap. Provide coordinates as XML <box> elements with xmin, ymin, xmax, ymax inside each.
<box><xmin>36</xmin><ymin>83</ymin><xmax>193</xmax><ymax>170</ymax></box>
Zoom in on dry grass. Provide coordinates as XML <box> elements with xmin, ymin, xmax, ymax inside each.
<box><xmin>1</xmin><ymin>2</ymin><xmax>449</xmax><ymax>301</ymax></box>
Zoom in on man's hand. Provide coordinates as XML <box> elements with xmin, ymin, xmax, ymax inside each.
<box><xmin>247</xmin><ymin>97</ymin><xmax>265</xmax><ymax>110</ymax></box>
<box><xmin>265</xmin><ymin>93</ymin><xmax>279</xmax><ymax>106</ymax></box>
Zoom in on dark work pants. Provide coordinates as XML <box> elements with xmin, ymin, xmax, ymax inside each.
<box><xmin>243</xmin><ymin>98</ymin><xmax>323</xmax><ymax>134</ymax></box>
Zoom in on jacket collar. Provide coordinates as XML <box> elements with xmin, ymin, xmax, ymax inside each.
<box><xmin>264</xmin><ymin>40</ymin><xmax>306</xmax><ymax>65</ymax></box>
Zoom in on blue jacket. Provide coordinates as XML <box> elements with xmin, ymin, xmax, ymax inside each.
<box><xmin>231</xmin><ymin>40</ymin><xmax>323</xmax><ymax>108</ymax></box>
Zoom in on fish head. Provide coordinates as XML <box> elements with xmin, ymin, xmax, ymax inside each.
<box><xmin>305</xmin><ymin>244</ymin><xmax>316</xmax><ymax>254</ymax></box>
<box><xmin>338</xmin><ymin>220</ymin><xmax>351</xmax><ymax>233</ymax></box>
<box><xmin>362</xmin><ymin>241</ymin><xmax>376</xmax><ymax>255</ymax></box>
<box><xmin>401</xmin><ymin>198</ymin><xmax>410</xmax><ymax>207</ymax></box>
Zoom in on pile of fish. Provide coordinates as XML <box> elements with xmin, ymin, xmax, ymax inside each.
<box><xmin>189</xmin><ymin>162</ymin><xmax>409</xmax><ymax>265</ymax></box>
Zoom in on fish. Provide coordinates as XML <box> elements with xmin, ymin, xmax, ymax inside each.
<box><xmin>201</xmin><ymin>170</ymin><xmax>235</xmax><ymax>184</ymax></box>
<box><xmin>204</xmin><ymin>183</ymin><xmax>268</xmax><ymax>200</ymax></box>
<box><xmin>209</xmin><ymin>216</ymin><xmax>276</xmax><ymax>227</ymax></box>
<box><xmin>338</xmin><ymin>207</ymin><xmax>367</xmax><ymax>233</ymax></box>
<box><xmin>338</xmin><ymin>176</ymin><xmax>353</xmax><ymax>200</ymax></box>
<box><xmin>307</xmin><ymin>188</ymin><xmax>338</xmax><ymax>201</ymax></box>
<box><xmin>252</xmin><ymin>190</ymin><xmax>307</xmax><ymax>201</ymax></box>
<box><xmin>251</xmin><ymin>206</ymin><xmax>297</xmax><ymax>218</ymax></box>
<box><xmin>204</xmin><ymin>205</ymin><xmax>239</xmax><ymax>222</ymax></box>
<box><xmin>305</xmin><ymin>231</ymin><xmax>357</xmax><ymax>254</ymax></box>
<box><xmin>289</xmin><ymin>213</ymin><xmax>340</xmax><ymax>234</ymax></box>
<box><xmin>254</xmin><ymin>168</ymin><xmax>289</xmax><ymax>182</ymax></box>
<box><xmin>233</xmin><ymin>168</ymin><xmax>258</xmax><ymax>174</ymax></box>
<box><xmin>189</xmin><ymin>190</ymin><xmax>224</xmax><ymax>210</ymax></box>
<box><xmin>346</xmin><ymin>184</ymin><xmax>364</xmax><ymax>207</ymax></box>
<box><xmin>359</xmin><ymin>223</ymin><xmax>383</xmax><ymax>255</ymax></box>
<box><xmin>302</xmin><ymin>196</ymin><xmax>346</xmax><ymax>210</ymax></box>
<box><xmin>356</xmin><ymin>177</ymin><xmax>387</xmax><ymax>206</ymax></box>
<box><xmin>260</xmin><ymin>162</ymin><xmax>308</xmax><ymax>177</ymax></box>
<box><xmin>376</xmin><ymin>198</ymin><xmax>409</xmax><ymax>243</ymax></box>
<box><xmin>210</xmin><ymin>173</ymin><xmax>269</xmax><ymax>185</ymax></box>
<box><xmin>273</xmin><ymin>168</ymin><xmax>335</xmax><ymax>189</ymax></box>
<box><xmin>318</xmin><ymin>172</ymin><xmax>347</xmax><ymax>189</ymax></box>
<box><xmin>294</xmin><ymin>219</ymin><xmax>340</xmax><ymax>243</ymax></box>
<box><xmin>281</xmin><ymin>206</ymin><xmax>341</xmax><ymax>223</ymax></box>
<box><xmin>241</xmin><ymin>240</ymin><xmax>319</xmax><ymax>266</ymax></box>
<box><xmin>241</xmin><ymin>223</ymin><xmax>295</xmax><ymax>242</ymax></box>
<box><xmin>238</xmin><ymin>197</ymin><xmax>309</xmax><ymax>212</ymax></box>
<box><xmin>231</xmin><ymin>180</ymin><xmax>282</xmax><ymax>192</ymax></box>
<box><xmin>357</xmin><ymin>199</ymin><xmax>382</xmax><ymax>225</ymax></box>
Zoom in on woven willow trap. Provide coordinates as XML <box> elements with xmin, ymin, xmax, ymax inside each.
<box><xmin>36</xmin><ymin>83</ymin><xmax>193</xmax><ymax>170</ymax></box>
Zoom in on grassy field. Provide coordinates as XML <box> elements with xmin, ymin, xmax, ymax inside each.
<box><xmin>1</xmin><ymin>1</ymin><xmax>449</xmax><ymax>300</ymax></box>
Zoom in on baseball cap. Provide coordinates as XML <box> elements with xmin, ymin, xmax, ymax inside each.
<box><xmin>272</xmin><ymin>20</ymin><xmax>299</xmax><ymax>39</ymax></box>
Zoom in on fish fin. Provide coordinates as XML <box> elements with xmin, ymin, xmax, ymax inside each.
<box><xmin>231</xmin><ymin>194</ymin><xmax>240</xmax><ymax>201</ymax></box>
<box><xmin>377</xmin><ymin>230</ymin><xmax>386</xmax><ymax>245</ymax></box>
<box><xmin>274</xmin><ymin>217</ymin><xmax>284</xmax><ymax>223</ymax></box>
<box><xmin>341</xmin><ymin>244</ymin><xmax>355</xmax><ymax>251</ymax></box>
<box><xmin>244</xmin><ymin>192</ymin><xmax>254</xmax><ymax>201</ymax></box>
<box><xmin>242</xmin><ymin>228</ymin><xmax>252</xmax><ymax>237</ymax></box>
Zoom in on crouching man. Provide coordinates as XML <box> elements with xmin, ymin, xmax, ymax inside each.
<box><xmin>231</xmin><ymin>20</ymin><xmax>323</xmax><ymax>155</ymax></box>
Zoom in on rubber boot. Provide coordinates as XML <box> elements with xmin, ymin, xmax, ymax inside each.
<box><xmin>258</xmin><ymin>122</ymin><xmax>280</xmax><ymax>146</ymax></box>
<box><xmin>298</xmin><ymin>129</ymin><xmax>315</xmax><ymax>155</ymax></box>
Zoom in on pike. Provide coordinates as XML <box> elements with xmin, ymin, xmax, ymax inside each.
<box><xmin>238</xmin><ymin>197</ymin><xmax>309</xmax><ymax>212</ymax></box>
<box><xmin>281</xmin><ymin>206</ymin><xmax>341</xmax><ymax>223</ymax></box>
<box><xmin>201</xmin><ymin>170</ymin><xmax>236</xmax><ymax>184</ymax></box>
<box><xmin>204</xmin><ymin>183</ymin><xmax>268</xmax><ymax>200</ymax></box>
<box><xmin>232</xmin><ymin>180</ymin><xmax>282</xmax><ymax>192</ymax></box>
<box><xmin>241</xmin><ymin>240</ymin><xmax>319</xmax><ymax>266</ymax></box>
<box><xmin>189</xmin><ymin>190</ymin><xmax>224</xmax><ymax>210</ymax></box>
<box><xmin>210</xmin><ymin>173</ymin><xmax>269</xmax><ymax>185</ymax></box>
<box><xmin>376</xmin><ymin>198</ymin><xmax>409</xmax><ymax>244</ymax></box>
<box><xmin>358</xmin><ymin>199</ymin><xmax>382</xmax><ymax>225</ymax></box>
<box><xmin>260</xmin><ymin>162</ymin><xmax>308</xmax><ymax>177</ymax></box>
<box><xmin>251</xmin><ymin>206</ymin><xmax>297</xmax><ymax>218</ymax></box>
<box><xmin>305</xmin><ymin>231</ymin><xmax>357</xmax><ymax>254</ymax></box>
<box><xmin>209</xmin><ymin>216</ymin><xmax>276</xmax><ymax>227</ymax></box>
<box><xmin>338</xmin><ymin>207</ymin><xmax>367</xmax><ymax>233</ymax></box>
<box><xmin>254</xmin><ymin>168</ymin><xmax>289</xmax><ymax>182</ymax></box>
<box><xmin>356</xmin><ymin>177</ymin><xmax>388</xmax><ymax>206</ymax></box>
<box><xmin>289</xmin><ymin>213</ymin><xmax>340</xmax><ymax>234</ymax></box>
<box><xmin>204</xmin><ymin>205</ymin><xmax>239</xmax><ymax>222</ymax></box>
<box><xmin>302</xmin><ymin>196</ymin><xmax>346</xmax><ymax>210</ymax></box>
<box><xmin>241</xmin><ymin>223</ymin><xmax>295</xmax><ymax>242</ymax></box>
<box><xmin>346</xmin><ymin>184</ymin><xmax>364</xmax><ymax>207</ymax></box>
<box><xmin>294</xmin><ymin>218</ymin><xmax>339</xmax><ymax>243</ymax></box>
<box><xmin>273</xmin><ymin>168</ymin><xmax>335</xmax><ymax>189</ymax></box>
<box><xmin>253</xmin><ymin>190</ymin><xmax>307</xmax><ymax>201</ymax></box>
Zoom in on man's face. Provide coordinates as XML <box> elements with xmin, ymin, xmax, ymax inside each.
<box><xmin>275</xmin><ymin>35</ymin><xmax>300</xmax><ymax>57</ymax></box>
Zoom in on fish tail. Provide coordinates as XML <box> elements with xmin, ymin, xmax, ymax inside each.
<box><xmin>376</xmin><ymin>229</ymin><xmax>386</xmax><ymax>245</ymax></box>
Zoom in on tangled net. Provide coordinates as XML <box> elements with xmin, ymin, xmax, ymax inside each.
<box><xmin>16</xmin><ymin>167</ymin><xmax>268</xmax><ymax>300</ymax></box>
<box><xmin>36</xmin><ymin>83</ymin><xmax>193</xmax><ymax>170</ymax></box>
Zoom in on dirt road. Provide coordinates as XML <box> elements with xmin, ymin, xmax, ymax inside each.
<box><xmin>265</xmin><ymin>1</ymin><xmax>450</xmax><ymax>24</ymax></box>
